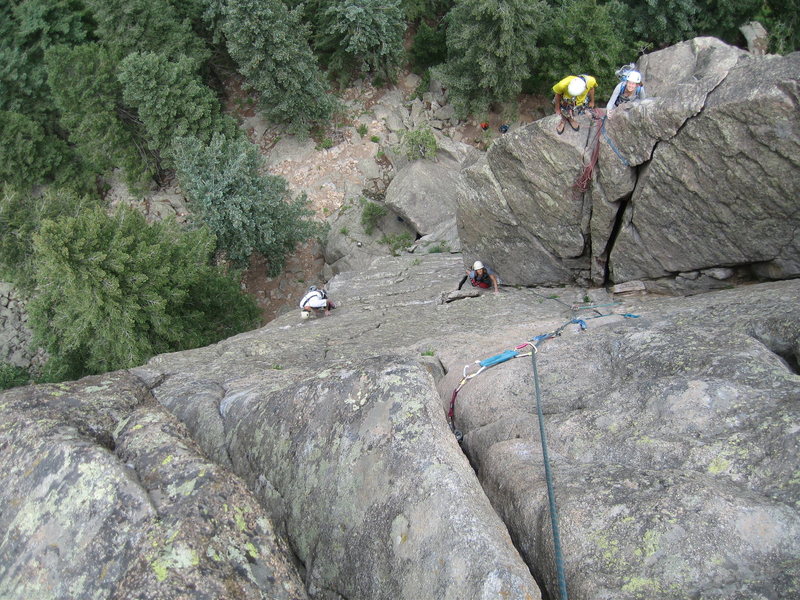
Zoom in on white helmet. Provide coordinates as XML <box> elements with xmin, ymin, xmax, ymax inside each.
<box><xmin>626</xmin><ymin>71</ymin><xmax>642</xmax><ymax>84</ymax></box>
<box><xmin>567</xmin><ymin>77</ymin><xmax>587</xmax><ymax>97</ymax></box>
<box><xmin>300</xmin><ymin>310</ymin><xmax>310</xmax><ymax>319</ymax></box>
<box><xmin>473</xmin><ymin>260</ymin><xmax>484</xmax><ymax>270</ymax></box>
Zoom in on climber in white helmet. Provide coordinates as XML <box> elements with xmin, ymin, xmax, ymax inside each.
<box><xmin>607</xmin><ymin>70</ymin><xmax>646</xmax><ymax>110</ymax></box>
<box><xmin>457</xmin><ymin>260</ymin><xmax>499</xmax><ymax>294</ymax></box>
<box><xmin>299</xmin><ymin>285</ymin><xmax>336</xmax><ymax>318</ymax></box>
<box><xmin>552</xmin><ymin>74</ymin><xmax>597</xmax><ymax>134</ymax></box>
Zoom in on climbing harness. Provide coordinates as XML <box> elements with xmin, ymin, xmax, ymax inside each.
<box><xmin>447</xmin><ymin>302</ymin><xmax>641</xmax><ymax>600</ymax></box>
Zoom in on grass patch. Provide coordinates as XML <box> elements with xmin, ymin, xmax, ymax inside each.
<box><xmin>379</xmin><ymin>232</ymin><xmax>413</xmax><ymax>256</ymax></box>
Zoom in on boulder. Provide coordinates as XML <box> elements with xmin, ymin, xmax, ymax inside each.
<box><xmin>0</xmin><ymin>372</ymin><xmax>306</xmax><ymax>600</ymax></box>
<box><xmin>384</xmin><ymin>157</ymin><xmax>466</xmax><ymax>236</ymax></box>
<box><xmin>455</xmin><ymin>37</ymin><xmax>800</xmax><ymax>290</ymax></box>
<box><xmin>609</xmin><ymin>44</ymin><xmax>800</xmax><ymax>283</ymax></box>
<box><xmin>323</xmin><ymin>198</ymin><xmax>418</xmax><ymax>278</ymax></box>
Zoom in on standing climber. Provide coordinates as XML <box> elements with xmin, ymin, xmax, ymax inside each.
<box><xmin>552</xmin><ymin>74</ymin><xmax>597</xmax><ymax>134</ymax></box>
<box><xmin>299</xmin><ymin>285</ymin><xmax>335</xmax><ymax>318</ymax></box>
<box><xmin>457</xmin><ymin>261</ymin><xmax>500</xmax><ymax>294</ymax></box>
<box><xmin>607</xmin><ymin>71</ymin><xmax>645</xmax><ymax>110</ymax></box>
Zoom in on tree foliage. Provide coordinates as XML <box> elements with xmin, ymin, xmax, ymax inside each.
<box><xmin>83</xmin><ymin>0</ymin><xmax>209</xmax><ymax>65</ymax></box>
<box><xmin>315</xmin><ymin>0</ymin><xmax>406</xmax><ymax>81</ymax></box>
<box><xmin>435</xmin><ymin>0</ymin><xmax>547</xmax><ymax>118</ymax></box>
<box><xmin>45</xmin><ymin>43</ymin><xmax>156</xmax><ymax>188</ymax></box>
<box><xmin>0</xmin><ymin>0</ymin><xmax>93</xmax><ymax>121</ymax></box>
<box><xmin>402</xmin><ymin>0</ymin><xmax>453</xmax><ymax>22</ymax></box>
<box><xmin>118</xmin><ymin>51</ymin><xmax>236</xmax><ymax>167</ymax></box>
<box><xmin>174</xmin><ymin>133</ymin><xmax>323</xmax><ymax>273</ymax></box>
<box><xmin>534</xmin><ymin>0</ymin><xmax>630</xmax><ymax>97</ymax></box>
<box><xmin>0</xmin><ymin>111</ymin><xmax>87</xmax><ymax>192</ymax></box>
<box><xmin>28</xmin><ymin>203</ymin><xmax>259</xmax><ymax>380</ymax></box>
<box><xmin>223</xmin><ymin>0</ymin><xmax>335</xmax><ymax>133</ymax></box>
<box><xmin>0</xmin><ymin>185</ymin><xmax>102</xmax><ymax>291</ymax></box>
<box><xmin>409</xmin><ymin>20</ymin><xmax>447</xmax><ymax>73</ymax></box>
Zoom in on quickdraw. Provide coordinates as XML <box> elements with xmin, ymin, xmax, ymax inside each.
<box><xmin>447</xmin><ymin>312</ymin><xmax>640</xmax><ymax>436</ymax></box>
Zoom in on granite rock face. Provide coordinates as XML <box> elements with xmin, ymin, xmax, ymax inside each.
<box><xmin>1</xmin><ymin>253</ymin><xmax>799</xmax><ymax>599</ymax></box>
<box><xmin>0</xmin><ymin>372</ymin><xmax>307</xmax><ymax>600</ymax></box>
<box><xmin>456</xmin><ymin>37</ymin><xmax>800</xmax><ymax>290</ymax></box>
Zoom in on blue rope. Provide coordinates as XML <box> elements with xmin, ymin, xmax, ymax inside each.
<box><xmin>600</xmin><ymin>118</ymin><xmax>630</xmax><ymax>167</ymax></box>
<box><xmin>479</xmin><ymin>349</ymin><xmax>519</xmax><ymax>368</ymax></box>
<box><xmin>531</xmin><ymin>349</ymin><xmax>569</xmax><ymax>600</ymax></box>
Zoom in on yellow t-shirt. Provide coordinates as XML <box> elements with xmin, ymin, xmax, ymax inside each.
<box><xmin>552</xmin><ymin>75</ymin><xmax>597</xmax><ymax>105</ymax></box>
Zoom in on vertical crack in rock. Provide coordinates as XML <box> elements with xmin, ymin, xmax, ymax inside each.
<box><xmin>602</xmin><ymin>194</ymin><xmax>633</xmax><ymax>285</ymax></box>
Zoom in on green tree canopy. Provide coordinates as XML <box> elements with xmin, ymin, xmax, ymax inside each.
<box><xmin>223</xmin><ymin>0</ymin><xmax>335</xmax><ymax>133</ymax></box>
<box><xmin>534</xmin><ymin>0</ymin><xmax>630</xmax><ymax>98</ymax></box>
<box><xmin>0</xmin><ymin>111</ymin><xmax>83</xmax><ymax>192</ymax></box>
<box><xmin>435</xmin><ymin>0</ymin><xmax>547</xmax><ymax>118</ymax></box>
<box><xmin>0</xmin><ymin>185</ymin><xmax>102</xmax><ymax>291</ymax></box>
<box><xmin>45</xmin><ymin>43</ymin><xmax>156</xmax><ymax>189</ymax></box>
<box><xmin>84</xmin><ymin>0</ymin><xmax>209</xmax><ymax>65</ymax></box>
<box><xmin>117</xmin><ymin>51</ymin><xmax>237</xmax><ymax>168</ymax></box>
<box><xmin>29</xmin><ymin>203</ymin><xmax>259</xmax><ymax>380</ymax></box>
<box><xmin>174</xmin><ymin>133</ymin><xmax>323</xmax><ymax>273</ymax></box>
<box><xmin>315</xmin><ymin>0</ymin><xmax>406</xmax><ymax>81</ymax></box>
<box><xmin>0</xmin><ymin>0</ymin><xmax>94</xmax><ymax>121</ymax></box>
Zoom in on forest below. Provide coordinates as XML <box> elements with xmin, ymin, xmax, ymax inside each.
<box><xmin>1</xmin><ymin>0</ymin><xmax>797</xmax><ymax>386</ymax></box>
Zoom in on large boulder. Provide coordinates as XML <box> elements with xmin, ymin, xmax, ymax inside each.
<box><xmin>456</xmin><ymin>37</ymin><xmax>800</xmax><ymax>290</ymax></box>
<box><xmin>323</xmin><ymin>197</ymin><xmax>417</xmax><ymax>278</ymax></box>
<box><xmin>384</xmin><ymin>157</ymin><xmax>466</xmax><ymax>237</ymax></box>
<box><xmin>440</xmin><ymin>280</ymin><xmax>800</xmax><ymax>600</ymax></box>
<box><xmin>609</xmin><ymin>41</ymin><xmax>800</xmax><ymax>283</ymax></box>
<box><xmin>0</xmin><ymin>372</ymin><xmax>307</xmax><ymax>600</ymax></box>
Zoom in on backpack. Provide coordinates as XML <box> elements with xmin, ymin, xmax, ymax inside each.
<box><xmin>615</xmin><ymin>63</ymin><xmax>636</xmax><ymax>83</ymax></box>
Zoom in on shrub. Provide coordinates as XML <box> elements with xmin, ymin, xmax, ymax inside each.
<box><xmin>402</xmin><ymin>126</ymin><xmax>438</xmax><ymax>160</ymax></box>
<box><xmin>379</xmin><ymin>232</ymin><xmax>413</xmax><ymax>255</ymax></box>
<box><xmin>360</xmin><ymin>200</ymin><xmax>387</xmax><ymax>235</ymax></box>
<box><xmin>0</xmin><ymin>363</ymin><xmax>29</xmax><ymax>390</ymax></box>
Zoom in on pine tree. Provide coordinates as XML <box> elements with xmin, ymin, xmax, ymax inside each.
<box><xmin>0</xmin><ymin>111</ymin><xmax>84</xmax><ymax>192</ymax></box>
<box><xmin>535</xmin><ymin>0</ymin><xmax>630</xmax><ymax>98</ymax></box>
<box><xmin>223</xmin><ymin>0</ymin><xmax>335</xmax><ymax>133</ymax></box>
<box><xmin>84</xmin><ymin>0</ymin><xmax>210</xmax><ymax>65</ymax></box>
<box><xmin>0</xmin><ymin>185</ymin><xmax>102</xmax><ymax>291</ymax></box>
<box><xmin>435</xmin><ymin>0</ymin><xmax>547</xmax><ymax>118</ymax></box>
<box><xmin>45</xmin><ymin>44</ymin><xmax>156</xmax><ymax>189</ymax></box>
<box><xmin>174</xmin><ymin>133</ymin><xmax>323</xmax><ymax>273</ymax></box>
<box><xmin>316</xmin><ymin>0</ymin><xmax>406</xmax><ymax>81</ymax></box>
<box><xmin>29</xmin><ymin>203</ymin><xmax>259</xmax><ymax>380</ymax></box>
<box><xmin>117</xmin><ymin>51</ymin><xmax>237</xmax><ymax>167</ymax></box>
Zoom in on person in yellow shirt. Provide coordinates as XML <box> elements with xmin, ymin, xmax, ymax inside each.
<box><xmin>552</xmin><ymin>74</ymin><xmax>597</xmax><ymax>134</ymax></box>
